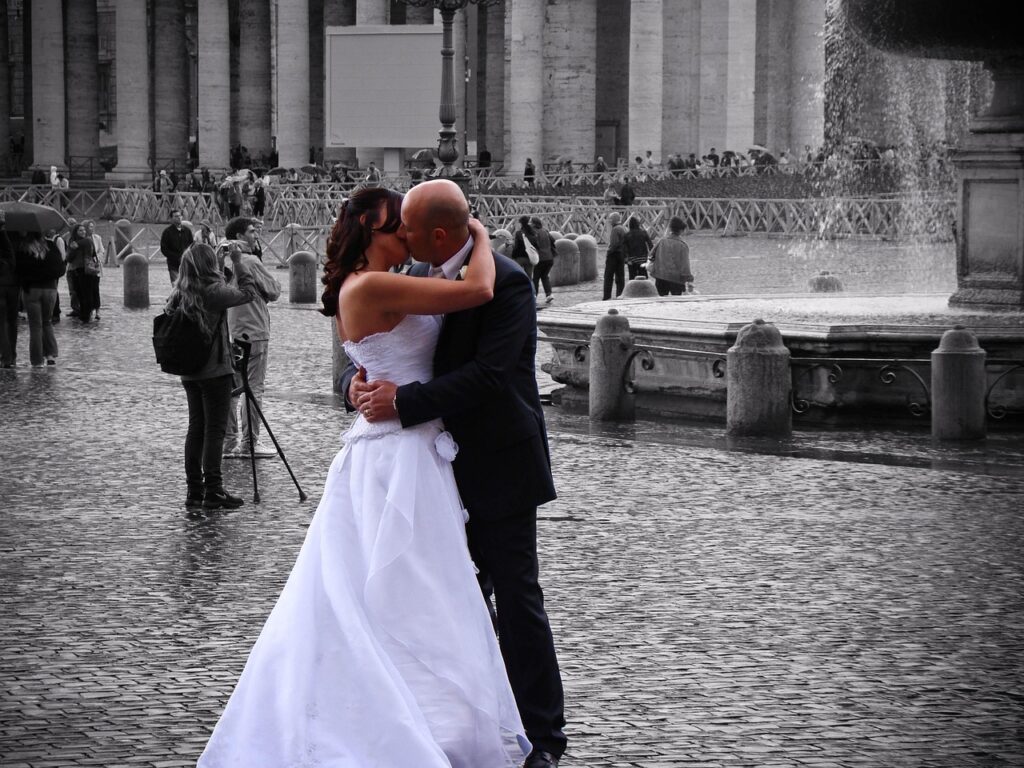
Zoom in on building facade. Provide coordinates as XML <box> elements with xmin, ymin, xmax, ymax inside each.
<box><xmin>0</xmin><ymin>0</ymin><xmax>987</xmax><ymax>180</ymax></box>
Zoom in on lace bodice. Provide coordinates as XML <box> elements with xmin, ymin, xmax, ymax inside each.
<box><xmin>341</xmin><ymin>314</ymin><xmax>443</xmax><ymax>444</ymax></box>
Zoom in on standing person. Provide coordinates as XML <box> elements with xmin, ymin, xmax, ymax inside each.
<box><xmin>348</xmin><ymin>180</ymin><xmax>567</xmax><ymax>768</ymax></box>
<box><xmin>165</xmin><ymin>243</ymin><xmax>259</xmax><ymax>511</ymax></box>
<box><xmin>530</xmin><ymin>216</ymin><xmax>557</xmax><ymax>304</ymax></box>
<box><xmin>618</xmin><ymin>178</ymin><xmax>636</xmax><ymax>206</ymax></box>
<box><xmin>221</xmin><ymin>217</ymin><xmax>282</xmax><ymax>459</ymax></box>
<box><xmin>251</xmin><ymin>178</ymin><xmax>266</xmax><ymax>218</ymax></box>
<box><xmin>602</xmin><ymin>211</ymin><xmax>628</xmax><ymax>300</ymax></box>
<box><xmin>62</xmin><ymin>217</ymin><xmax>79</xmax><ymax>318</ymax></box>
<box><xmin>44</xmin><ymin>227</ymin><xmax>67</xmax><ymax>323</ymax></box>
<box><xmin>66</xmin><ymin>224</ymin><xmax>100</xmax><ymax>323</ymax></box>
<box><xmin>160</xmin><ymin>209</ymin><xmax>195</xmax><ymax>284</ymax></box>
<box><xmin>647</xmin><ymin>216</ymin><xmax>693</xmax><ymax>296</ymax></box>
<box><xmin>524</xmin><ymin>157</ymin><xmax>536</xmax><ymax>186</ymax></box>
<box><xmin>363</xmin><ymin>161</ymin><xmax>382</xmax><ymax>185</ymax></box>
<box><xmin>195</xmin><ymin>220</ymin><xmax>219</xmax><ymax>247</ymax></box>
<box><xmin>623</xmin><ymin>216</ymin><xmax>653</xmax><ymax>280</ymax></box>
<box><xmin>15</xmin><ymin>232</ymin><xmax>65</xmax><ymax>367</ymax></box>
<box><xmin>198</xmin><ymin>186</ymin><xmax>531</xmax><ymax>767</ymax></box>
<box><xmin>511</xmin><ymin>215</ymin><xmax>539</xmax><ymax>283</ymax></box>
<box><xmin>0</xmin><ymin>211</ymin><xmax>18</xmax><ymax>368</ymax></box>
<box><xmin>86</xmin><ymin>220</ymin><xmax>104</xmax><ymax>320</ymax></box>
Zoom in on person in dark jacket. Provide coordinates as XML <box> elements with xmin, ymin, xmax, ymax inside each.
<box><xmin>15</xmin><ymin>232</ymin><xmax>65</xmax><ymax>366</ymax></box>
<box><xmin>511</xmin><ymin>215</ymin><xmax>539</xmax><ymax>283</ymax></box>
<box><xmin>622</xmin><ymin>216</ymin><xmax>653</xmax><ymax>280</ymax></box>
<box><xmin>160</xmin><ymin>209</ymin><xmax>195</xmax><ymax>284</ymax></box>
<box><xmin>65</xmin><ymin>224</ymin><xmax>100</xmax><ymax>322</ymax></box>
<box><xmin>530</xmin><ymin>216</ymin><xmax>557</xmax><ymax>304</ymax></box>
<box><xmin>165</xmin><ymin>242</ymin><xmax>259</xmax><ymax>511</ymax></box>
<box><xmin>0</xmin><ymin>211</ymin><xmax>18</xmax><ymax>367</ymax></box>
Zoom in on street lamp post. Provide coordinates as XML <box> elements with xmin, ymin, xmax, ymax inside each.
<box><xmin>399</xmin><ymin>0</ymin><xmax>499</xmax><ymax>190</ymax></box>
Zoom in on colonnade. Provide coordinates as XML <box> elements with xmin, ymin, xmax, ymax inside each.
<box><xmin>8</xmin><ymin>0</ymin><xmax>829</xmax><ymax>180</ymax></box>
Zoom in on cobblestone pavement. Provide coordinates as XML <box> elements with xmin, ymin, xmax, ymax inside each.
<box><xmin>3</xmin><ymin>239</ymin><xmax>1023</xmax><ymax>767</ymax></box>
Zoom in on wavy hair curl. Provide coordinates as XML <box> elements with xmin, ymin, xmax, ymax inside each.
<box><xmin>164</xmin><ymin>243</ymin><xmax>223</xmax><ymax>335</ymax></box>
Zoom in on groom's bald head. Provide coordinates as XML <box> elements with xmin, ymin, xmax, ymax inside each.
<box><xmin>401</xmin><ymin>179</ymin><xmax>470</xmax><ymax>265</ymax></box>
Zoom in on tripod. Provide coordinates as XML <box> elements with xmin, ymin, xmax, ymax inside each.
<box><xmin>231</xmin><ymin>336</ymin><xmax>307</xmax><ymax>503</ymax></box>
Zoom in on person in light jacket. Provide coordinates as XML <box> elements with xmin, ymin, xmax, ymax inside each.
<box><xmin>647</xmin><ymin>216</ymin><xmax>693</xmax><ymax>296</ymax></box>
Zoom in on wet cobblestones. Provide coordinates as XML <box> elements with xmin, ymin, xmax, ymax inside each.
<box><xmin>2</xmin><ymin>244</ymin><xmax>1023</xmax><ymax>767</ymax></box>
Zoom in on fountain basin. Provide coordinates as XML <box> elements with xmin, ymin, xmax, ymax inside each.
<box><xmin>539</xmin><ymin>294</ymin><xmax>1024</xmax><ymax>428</ymax></box>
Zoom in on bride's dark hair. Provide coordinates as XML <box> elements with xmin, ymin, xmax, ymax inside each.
<box><xmin>320</xmin><ymin>187</ymin><xmax>404</xmax><ymax>317</ymax></box>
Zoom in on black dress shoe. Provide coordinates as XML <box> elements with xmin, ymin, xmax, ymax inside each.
<box><xmin>203</xmin><ymin>489</ymin><xmax>245</xmax><ymax>510</ymax></box>
<box><xmin>185</xmin><ymin>492</ymin><xmax>204</xmax><ymax>510</ymax></box>
<box><xmin>524</xmin><ymin>751</ymin><xmax>559</xmax><ymax>768</ymax></box>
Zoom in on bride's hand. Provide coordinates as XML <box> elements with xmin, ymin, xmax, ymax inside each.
<box><xmin>468</xmin><ymin>217</ymin><xmax>488</xmax><ymax>243</ymax></box>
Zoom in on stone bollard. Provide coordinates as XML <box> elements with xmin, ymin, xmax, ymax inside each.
<box><xmin>931</xmin><ymin>326</ymin><xmax>987</xmax><ymax>440</ymax></box>
<box><xmin>621</xmin><ymin>276</ymin><xmax>659</xmax><ymax>298</ymax></box>
<box><xmin>563</xmin><ymin>232</ymin><xmax>578</xmax><ymax>240</ymax></box>
<box><xmin>589</xmin><ymin>309</ymin><xmax>635</xmax><ymax>421</ymax></box>
<box><xmin>576</xmin><ymin>235</ymin><xmax>598</xmax><ymax>281</ymax></box>
<box><xmin>122</xmin><ymin>252</ymin><xmax>150</xmax><ymax>309</ymax></box>
<box><xmin>288</xmin><ymin>250</ymin><xmax>318</xmax><ymax>303</ymax></box>
<box><xmin>808</xmin><ymin>270</ymin><xmax>844</xmax><ymax>292</ymax></box>
<box><xmin>549</xmin><ymin>238</ymin><xmax>580</xmax><ymax>287</ymax></box>
<box><xmin>726</xmin><ymin>319</ymin><xmax>792</xmax><ymax>437</ymax></box>
<box><xmin>114</xmin><ymin>218</ymin><xmax>133</xmax><ymax>263</ymax></box>
<box><xmin>284</xmin><ymin>222</ymin><xmax>302</xmax><ymax>259</ymax></box>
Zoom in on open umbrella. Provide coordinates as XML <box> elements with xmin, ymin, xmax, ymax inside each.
<box><xmin>301</xmin><ymin>164</ymin><xmax>328</xmax><ymax>176</ymax></box>
<box><xmin>410</xmin><ymin>148</ymin><xmax>434</xmax><ymax>162</ymax></box>
<box><xmin>748</xmin><ymin>144</ymin><xmax>769</xmax><ymax>153</ymax></box>
<box><xmin>0</xmin><ymin>201</ymin><xmax>68</xmax><ymax>233</ymax></box>
<box><xmin>266</xmin><ymin>167</ymin><xmax>289</xmax><ymax>176</ymax></box>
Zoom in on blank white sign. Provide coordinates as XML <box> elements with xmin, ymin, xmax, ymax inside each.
<box><xmin>325</xmin><ymin>25</ymin><xmax>443</xmax><ymax>149</ymax></box>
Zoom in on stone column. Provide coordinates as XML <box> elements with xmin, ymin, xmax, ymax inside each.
<box><xmin>482</xmin><ymin>1</ymin><xmax>504</xmax><ymax>162</ymax></box>
<box><xmin>276</xmin><ymin>0</ymin><xmax>310</xmax><ymax>168</ymax></box>
<box><xmin>30</xmin><ymin>0</ymin><xmax>66</xmax><ymax>171</ymax></box>
<box><xmin>662</xmin><ymin>0</ymin><xmax>701</xmax><ymax>157</ymax></box>
<box><xmin>544</xmin><ymin>0</ymin><xmax>596</xmax><ymax>165</ymax></box>
<box><xmin>108</xmin><ymin>0</ymin><xmax>150</xmax><ymax>180</ymax></box>
<box><xmin>65</xmin><ymin>0</ymin><xmax>100</xmax><ymax>168</ymax></box>
<box><xmin>239</xmin><ymin>0</ymin><xmax>272</xmax><ymax>160</ymax></box>
<box><xmin>595</xmin><ymin>0</ymin><xmax>631</xmax><ymax>164</ymax></box>
<box><xmin>789</xmin><ymin>0</ymin><xmax>824</xmax><ymax>154</ymax></box>
<box><xmin>509</xmin><ymin>0</ymin><xmax>544</xmax><ymax>176</ymax></box>
<box><xmin>198</xmin><ymin>0</ymin><xmax>231</xmax><ymax>169</ymax></box>
<box><xmin>0</xmin><ymin>0</ymin><xmax>11</xmax><ymax>163</ymax></box>
<box><xmin>699</xmin><ymin>0</ymin><xmax>756</xmax><ymax>156</ymax></box>
<box><xmin>629</xmin><ymin>0</ymin><xmax>663</xmax><ymax>164</ymax></box>
<box><xmin>356</xmin><ymin>0</ymin><xmax>388</xmax><ymax>26</ymax></box>
<box><xmin>153</xmin><ymin>0</ymin><xmax>189</xmax><ymax>168</ymax></box>
<box><xmin>502</xmin><ymin>2</ymin><xmax>511</xmax><ymax>162</ymax></box>
<box><xmin>309</xmin><ymin>0</ymin><xmax>325</xmax><ymax>162</ymax></box>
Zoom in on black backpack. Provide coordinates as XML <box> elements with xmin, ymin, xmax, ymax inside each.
<box><xmin>153</xmin><ymin>309</ymin><xmax>221</xmax><ymax>375</ymax></box>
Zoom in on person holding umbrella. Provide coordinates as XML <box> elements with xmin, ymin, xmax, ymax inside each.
<box><xmin>0</xmin><ymin>210</ymin><xmax>18</xmax><ymax>368</ymax></box>
<box><xmin>15</xmin><ymin>230</ymin><xmax>65</xmax><ymax>366</ymax></box>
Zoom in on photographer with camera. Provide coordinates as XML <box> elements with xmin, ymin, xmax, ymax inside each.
<box><xmin>168</xmin><ymin>242</ymin><xmax>259</xmax><ymax>510</ymax></box>
<box><xmin>220</xmin><ymin>217</ymin><xmax>281</xmax><ymax>458</ymax></box>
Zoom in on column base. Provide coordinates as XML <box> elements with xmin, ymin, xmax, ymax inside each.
<box><xmin>106</xmin><ymin>167</ymin><xmax>153</xmax><ymax>184</ymax></box>
<box><xmin>951</xmin><ymin>132</ymin><xmax>1024</xmax><ymax>311</ymax></box>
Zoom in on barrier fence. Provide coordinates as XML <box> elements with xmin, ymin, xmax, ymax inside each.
<box><xmin>3</xmin><ymin>183</ymin><xmax>956</xmax><ymax>249</ymax></box>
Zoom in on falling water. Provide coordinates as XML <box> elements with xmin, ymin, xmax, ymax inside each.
<box><xmin>786</xmin><ymin>0</ymin><xmax>992</xmax><ymax>294</ymax></box>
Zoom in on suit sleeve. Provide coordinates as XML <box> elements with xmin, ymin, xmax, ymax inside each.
<box><xmin>395</xmin><ymin>269</ymin><xmax>534</xmax><ymax>428</ymax></box>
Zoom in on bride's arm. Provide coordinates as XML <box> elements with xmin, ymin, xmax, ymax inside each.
<box><xmin>352</xmin><ymin>219</ymin><xmax>495</xmax><ymax>316</ymax></box>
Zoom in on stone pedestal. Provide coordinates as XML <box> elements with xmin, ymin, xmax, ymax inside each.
<box><xmin>948</xmin><ymin>132</ymin><xmax>1024</xmax><ymax>309</ymax></box>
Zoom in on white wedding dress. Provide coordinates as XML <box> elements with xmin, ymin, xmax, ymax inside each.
<box><xmin>198</xmin><ymin>313</ymin><xmax>530</xmax><ymax>768</ymax></box>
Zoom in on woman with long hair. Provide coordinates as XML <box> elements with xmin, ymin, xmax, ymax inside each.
<box><xmin>165</xmin><ymin>242</ymin><xmax>258</xmax><ymax>511</ymax></box>
<box><xmin>66</xmin><ymin>223</ymin><xmax>100</xmax><ymax>322</ymax></box>
<box><xmin>198</xmin><ymin>185</ymin><xmax>531</xmax><ymax>767</ymax></box>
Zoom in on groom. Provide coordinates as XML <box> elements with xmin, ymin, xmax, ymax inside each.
<box><xmin>342</xmin><ymin>179</ymin><xmax>566</xmax><ymax>768</ymax></box>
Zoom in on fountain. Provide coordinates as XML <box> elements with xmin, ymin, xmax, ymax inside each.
<box><xmin>538</xmin><ymin>2</ymin><xmax>1024</xmax><ymax>428</ymax></box>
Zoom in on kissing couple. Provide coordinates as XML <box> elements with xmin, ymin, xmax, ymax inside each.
<box><xmin>197</xmin><ymin>179</ymin><xmax>567</xmax><ymax>768</ymax></box>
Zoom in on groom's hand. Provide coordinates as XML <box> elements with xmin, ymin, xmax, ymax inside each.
<box><xmin>355</xmin><ymin>379</ymin><xmax>399</xmax><ymax>422</ymax></box>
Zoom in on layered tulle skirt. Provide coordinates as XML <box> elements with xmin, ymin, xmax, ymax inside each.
<box><xmin>198</xmin><ymin>420</ymin><xmax>529</xmax><ymax>768</ymax></box>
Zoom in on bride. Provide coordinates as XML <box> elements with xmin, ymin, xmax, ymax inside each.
<box><xmin>197</xmin><ymin>187</ymin><xmax>530</xmax><ymax>767</ymax></box>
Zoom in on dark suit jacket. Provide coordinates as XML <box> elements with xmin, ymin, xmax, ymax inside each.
<box><xmin>340</xmin><ymin>252</ymin><xmax>556</xmax><ymax>520</ymax></box>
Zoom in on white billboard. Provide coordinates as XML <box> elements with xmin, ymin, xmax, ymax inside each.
<box><xmin>325</xmin><ymin>25</ymin><xmax>443</xmax><ymax>149</ymax></box>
